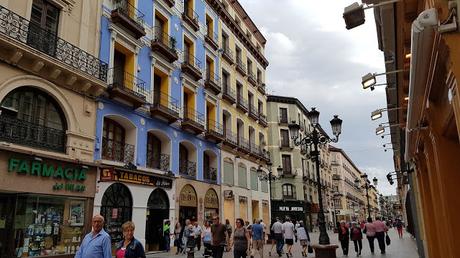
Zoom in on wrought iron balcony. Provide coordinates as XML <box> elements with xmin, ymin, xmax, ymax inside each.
<box><xmin>249</xmin><ymin>104</ymin><xmax>259</xmax><ymax>120</ymax></box>
<box><xmin>108</xmin><ymin>67</ymin><xmax>149</xmax><ymax>108</ymax></box>
<box><xmin>205</xmin><ymin>120</ymin><xmax>224</xmax><ymax>143</ymax></box>
<box><xmin>279</xmin><ymin>115</ymin><xmax>288</xmax><ymax>125</ymax></box>
<box><xmin>101</xmin><ymin>137</ymin><xmax>135</xmax><ymax>163</ymax></box>
<box><xmin>111</xmin><ymin>0</ymin><xmax>146</xmax><ymax>39</ymax></box>
<box><xmin>258</xmin><ymin>83</ymin><xmax>266</xmax><ymax>94</ymax></box>
<box><xmin>204</xmin><ymin>71</ymin><xmax>221</xmax><ymax>94</ymax></box>
<box><xmin>182</xmin><ymin>8</ymin><xmax>200</xmax><ymax>31</ymax></box>
<box><xmin>205</xmin><ymin>31</ymin><xmax>219</xmax><ymax>50</ymax></box>
<box><xmin>182</xmin><ymin>108</ymin><xmax>205</xmax><ymax>134</ymax></box>
<box><xmin>258</xmin><ymin>114</ymin><xmax>268</xmax><ymax>127</ymax></box>
<box><xmin>150</xmin><ymin>92</ymin><xmax>180</xmax><ymax>123</ymax></box>
<box><xmin>222</xmin><ymin>47</ymin><xmax>234</xmax><ymax>64</ymax></box>
<box><xmin>204</xmin><ymin>167</ymin><xmax>218</xmax><ymax>183</ymax></box>
<box><xmin>236</xmin><ymin>95</ymin><xmax>248</xmax><ymax>113</ymax></box>
<box><xmin>162</xmin><ymin>0</ymin><xmax>175</xmax><ymax>7</ymax></box>
<box><xmin>0</xmin><ymin>5</ymin><xmax>108</xmax><ymax>90</ymax></box>
<box><xmin>146</xmin><ymin>153</ymin><xmax>170</xmax><ymax>171</ymax></box>
<box><xmin>237</xmin><ymin>136</ymin><xmax>250</xmax><ymax>153</ymax></box>
<box><xmin>182</xmin><ymin>53</ymin><xmax>202</xmax><ymax>80</ymax></box>
<box><xmin>281</xmin><ymin>168</ymin><xmax>294</xmax><ymax>178</ymax></box>
<box><xmin>279</xmin><ymin>139</ymin><xmax>292</xmax><ymax>150</ymax></box>
<box><xmin>248</xmin><ymin>71</ymin><xmax>257</xmax><ymax>86</ymax></box>
<box><xmin>223</xmin><ymin>129</ymin><xmax>238</xmax><ymax>148</ymax></box>
<box><xmin>0</xmin><ymin>115</ymin><xmax>66</xmax><ymax>152</ymax></box>
<box><xmin>179</xmin><ymin>160</ymin><xmax>196</xmax><ymax>178</ymax></box>
<box><xmin>235</xmin><ymin>58</ymin><xmax>247</xmax><ymax>76</ymax></box>
<box><xmin>151</xmin><ymin>26</ymin><xmax>178</xmax><ymax>62</ymax></box>
<box><xmin>222</xmin><ymin>85</ymin><xmax>236</xmax><ymax>104</ymax></box>
<box><xmin>288</xmin><ymin>120</ymin><xmax>300</xmax><ymax>129</ymax></box>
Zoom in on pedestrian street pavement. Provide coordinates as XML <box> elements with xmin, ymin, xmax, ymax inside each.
<box><xmin>146</xmin><ymin>228</ymin><xmax>419</xmax><ymax>258</ymax></box>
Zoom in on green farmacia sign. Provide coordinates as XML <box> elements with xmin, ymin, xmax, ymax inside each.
<box><xmin>8</xmin><ymin>158</ymin><xmax>87</xmax><ymax>181</ymax></box>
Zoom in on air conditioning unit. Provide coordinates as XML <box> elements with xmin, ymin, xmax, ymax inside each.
<box><xmin>224</xmin><ymin>190</ymin><xmax>234</xmax><ymax>199</ymax></box>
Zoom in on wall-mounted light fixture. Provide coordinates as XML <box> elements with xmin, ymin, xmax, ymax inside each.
<box><xmin>371</xmin><ymin>107</ymin><xmax>404</xmax><ymax>120</ymax></box>
<box><xmin>361</xmin><ymin>70</ymin><xmax>405</xmax><ymax>90</ymax></box>
<box><xmin>375</xmin><ymin>123</ymin><xmax>404</xmax><ymax>135</ymax></box>
<box><xmin>343</xmin><ymin>0</ymin><xmax>402</xmax><ymax>30</ymax></box>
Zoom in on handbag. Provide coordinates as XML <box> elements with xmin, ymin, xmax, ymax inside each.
<box><xmin>385</xmin><ymin>233</ymin><xmax>391</xmax><ymax>246</ymax></box>
<box><xmin>308</xmin><ymin>245</ymin><xmax>314</xmax><ymax>253</ymax></box>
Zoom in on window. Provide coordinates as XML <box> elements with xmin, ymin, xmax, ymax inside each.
<box><xmin>222</xmin><ymin>69</ymin><xmax>229</xmax><ymax>91</ymax></box>
<box><xmin>222</xmin><ymin>32</ymin><xmax>229</xmax><ymax>50</ymax></box>
<box><xmin>29</xmin><ymin>0</ymin><xmax>60</xmax><ymax>55</ymax></box>
<box><xmin>238</xmin><ymin>163</ymin><xmax>247</xmax><ymax>188</ymax></box>
<box><xmin>146</xmin><ymin>133</ymin><xmax>163</xmax><ymax>170</ymax></box>
<box><xmin>279</xmin><ymin>108</ymin><xmax>288</xmax><ymax>123</ymax></box>
<box><xmin>282</xmin><ymin>184</ymin><xmax>295</xmax><ymax>199</ymax></box>
<box><xmin>236</xmin><ymin>46</ymin><xmax>242</xmax><ymax>63</ymax></box>
<box><xmin>0</xmin><ymin>87</ymin><xmax>67</xmax><ymax>152</ymax></box>
<box><xmin>280</xmin><ymin>129</ymin><xmax>290</xmax><ymax>147</ymax></box>
<box><xmin>247</xmin><ymin>59</ymin><xmax>252</xmax><ymax>75</ymax></box>
<box><xmin>257</xmin><ymin>69</ymin><xmax>262</xmax><ymax>84</ymax></box>
<box><xmin>224</xmin><ymin>159</ymin><xmax>234</xmax><ymax>185</ymax></box>
<box><xmin>281</xmin><ymin>154</ymin><xmax>292</xmax><ymax>174</ymax></box>
<box><xmin>250</xmin><ymin>168</ymin><xmax>258</xmax><ymax>191</ymax></box>
<box><xmin>102</xmin><ymin>118</ymin><xmax>128</xmax><ymax>162</ymax></box>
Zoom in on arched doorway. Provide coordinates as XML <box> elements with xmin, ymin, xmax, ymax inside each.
<box><xmin>204</xmin><ymin>188</ymin><xmax>219</xmax><ymax>221</ymax></box>
<box><xmin>101</xmin><ymin>183</ymin><xmax>133</xmax><ymax>245</ymax></box>
<box><xmin>179</xmin><ymin>184</ymin><xmax>197</xmax><ymax>224</ymax></box>
<box><xmin>145</xmin><ymin>188</ymin><xmax>170</xmax><ymax>252</ymax></box>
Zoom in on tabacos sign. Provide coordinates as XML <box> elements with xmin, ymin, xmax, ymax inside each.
<box><xmin>8</xmin><ymin>158</ymin><xmax>87</xmax><ymax>192</ymax></box>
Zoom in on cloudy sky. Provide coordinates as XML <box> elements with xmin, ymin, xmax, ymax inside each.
<box><xmin>239</xmin><ymin>0</ymin><xmax>396</xmax><ymax>195</ymax></box>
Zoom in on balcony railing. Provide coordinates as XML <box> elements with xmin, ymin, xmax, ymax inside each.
<box><xmin>204</xmin><ymin>167</ymin><xmax>217</xmax><ymax>182</ymax></box>
<box><xmin>152</xmin><ymin>26</ymin><xmax>178</xmax><ymax>62</ymax></box>
<box><xmin>280</xmin><ymin>139</ymin><xmax>291</xmax><ymax>148</ymax></box>
<box><xmin>248</xmin><ymin>71</ymin><xmax>257</xmax><ymax>86</ymax></box>
<box><xmin>205</xmin><ymin>31</ymin><xmax>219</xmax><ymax>50</ymax></box>
<box><xmin>182</xmin><ymin>53</ymin><xmax>202</xmax><ymax>80</ymax></box>
<box><xmin>108</xmin><ymin>67</ymin><xmax>149</xmax><ymax>106</ymax></box>
<box><xmin>237</xmin><ymin>95</ymin><xmax>248</xmax><ymax>112</ymax></box>
<box><xmin>101</xmin><ymin>137</ymin><xmax>135</xmax><ymax>163</ymax></box>
<box><xmin>184</xmin><ymin>108</ymin><xmax>205</xmax><ymax>126</ymax></box>
<box><xmin>111</xmin><ymin>0</ymin><xmax>146</xmax><ymax>39</ymax></box>
<box><xmin>249</xmin><ymin>104</ymin><xmax>258</xmax><ymax>120</ymax></box>
<box><xmin>182</xmin><ymin>8</ymin><xmax>199</xmax><ymax>31</ymax></box>
<box><xmin>236</xmin><ymin>58</ymin><xmax>246</xmax><ymax>75</ymax></box>
<box><xmin>259</xmin><ymin>114</ymin><xmax>267</xmax><ymax>127</ymax></box>
<box><xmin>153</xmin><ymin>92</ymin><xmax>180</xmax><ymax>115</ymax></box>
<box><xmin>224</xmin><ymin>129</ymin><xmax>238</xmax><ymax>147</ymax></box>
<box><xmin>237</xmin><ymin>136</ymin><xmax>250</xmax><ymax>152</ymax></box>
<box><xmin>146</xmin><ymin>153</ymin><xmax>170</xmax><ymax>171</ymax></box>
<box><xmin>0</xmin><ymin>116</ymin><xmax>66</xmax><ymax>152</ymax></box>
<box><xmin>222</xmin><ymin>46</ymin><xmax>234</xmax><ymax>63</ymax></box>
<box><xmin>179</xmin><ymin>160</ymin><xmax>196</xmax><ymax>178</ymax></box>
<box><xmin>113</xmin><ymin>0</ymin><xmax>145</xmax><ymax>26</ymax></box>
<box><xmin>279</xmin><ymin>115</ymin><xmax>288</xmax><ymax>124</ymax></box>
<box><xmin>222</xmin><ymin>85</ymin><xmax>236</xmax><ymax>103</ymax></box>
<box><xmin>258</xmin><ymin>82</ymin><xmax>266</xmax><ymax>94</ymax></box>
<box><xmin>207</xmin><ymin>119</ymin><xmax>224</xmax><ymax>135</ymax></box>
<box><xmin>204</xmin><ymin>71</ymin><xmax>221</xmax><ymax>94</ymax></box>
<box><xmin>0</xmin><ymin>5</ymin><xmax>108</xmax><ymax>82</ymax></box>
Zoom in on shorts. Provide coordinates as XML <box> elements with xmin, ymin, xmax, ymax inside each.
<box><xmin>285</xmin><ymin>239</ymin><xmax>294</xmax><ymax>245</ymax></box>
<box><xmin>300</xmin><ymin>240</ymin><xmax>309</xmax><ymax>247</ymax></box>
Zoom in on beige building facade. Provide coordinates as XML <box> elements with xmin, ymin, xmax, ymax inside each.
<box><xmin>0</xmin><ymin>0</ymin><xmax>106</xmax><ymax>257</ymax></box>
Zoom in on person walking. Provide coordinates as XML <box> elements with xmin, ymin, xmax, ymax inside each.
<box><xmin>194</xmin><ymin>221</ymin><xmax>203</xmax><ymax>251</ymax></box>
<box><xmin>202</xmin><ymin>220</ymin><xmax>213</xmax><ymax>257</ymax></box>
<box><xmin>350</xmin><ymin>222</ymin><xmax>363</xmax><ymax>256</ymax></box>
<box><xmin>211</xmin><ymin>216</ymin><xmax>228</xmax><ymax>258</ymax></box>
<box><xmin>296</xmin><ymin>222</ymin><xmax>310</xmax><ymax>257</ymax></box>
<box><xmin>396</xmin><ymin>219</ymin><xmax>404</xmax><ymax>239</ymax></box>
<box><xmin>182</xmin><ymin>219</ymin><xmax>194</xmax><ymax>254</ymax></box>
<box><xmin>251</xmin><ymin>219</ymin><xmax>265</xmax><ymax>258</ymax></box>
<box><xmin>373</xmin><ymin>217</ymin><xmax>388</xmax><ymax>254</ymax></box>
<box><xmin>268</xmin><ymin>220</ymin><xmax>276</xmax><ymax>257</ymax></box>
<box><xmin>226</xmin><ymin>219</ymin><xmax>233</xmax><ymax>252</ymax></box>
<box><xmin>174</xmin><ymin>221</ymin><xmax>183</xmax><ymax>254</ymax></box>
<box><xmin>364</xmin><ymin>218</ymin><xmax>376</xmax><ymax>254</ymax></box>
<box><xmin>232</xmin><ymin>218</ymin><xmax>251</xmax><ymax>258</ymax></box>
<box><xmin>282</xmin><ymin>218</ymin><xmax>295</xmax><ymax>258</ymax></box>
<box><xmin>163</xmin><ymin>220</ymin><xmax>171</xmax><ymax>252</ymax></box>
<box><xmin>115</xmin><ymin>221</ymin><xmax>146</xmax><ymax>258</ymax></box>
<box><xmin>337</xmin><ymin>220</ymin><xmax>349</xmax><ymax>256</ymax></box>
<box><xmin>271</xmin><ymin>218</ymin><xmax>284</xmax><ymax>257</ymax></box>
<box><xmin>75</xmin><ymin>214</ymin><xmax>112</xmax><ymax>258</ymax></box>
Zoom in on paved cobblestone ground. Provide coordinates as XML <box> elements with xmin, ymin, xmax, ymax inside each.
<box><xmin>147</xmin><ymin>229</ymin><xmax>419</xmax><ymax>258</ymax></box>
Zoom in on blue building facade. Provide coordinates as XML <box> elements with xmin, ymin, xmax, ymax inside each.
<box><xmin>93</xmin><ymin>0</ymin><xmax>223</xmax><ymax>250</ymax></box>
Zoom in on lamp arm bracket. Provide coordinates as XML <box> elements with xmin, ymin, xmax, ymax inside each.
<box><xmin>363</xmin><ymin>0</ymin><xmax>401</xmax><ymax>10</ymax></box>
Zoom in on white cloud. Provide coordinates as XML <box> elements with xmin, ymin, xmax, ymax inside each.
<box><xmin>240</xmin><ymin>0</ymin><xmax>397</xmax><ymax>195</ymax></box>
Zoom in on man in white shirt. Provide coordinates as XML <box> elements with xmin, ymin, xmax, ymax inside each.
<box><xmin>282</xmin><ymin>218</ymin><xmax>295</xmax><ymax>258</ymax></box>
<box><xmin>271</xmin><ymin>217</ymin><xmax>284</xmax><ymax>257</ymax></box>
<box><xmin>193</xmin><ymin>221</ymin><xmax>203</xmax><ymax>251</ymax></box>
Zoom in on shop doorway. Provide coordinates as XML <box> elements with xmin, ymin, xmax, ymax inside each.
<box><xmin>204</xmin><ymin>189</ymin><xmax>219</xmax><ymax>222</ymax></box>
<box><xmin>0</xmin><ymin>194</ymin><xmax>15</xmax><ymax>258</ymax></box>
<box><xmin>145</xmin><ymin>189</ymin><xmax>170</xmax><ymax>252</ymax></box>
<box><xmin>101</xmin><ymin>183</ymin><xmax>133</xmax><ymax>247</ymax></box>
<box><xmin>252</xmin><ymin>200</ymin><xmax>259</xmax><ymax>222</ymax></box>
<box><xmin>179</xmin><ymin>185</ymin><xmax>197</xmax><ymax>224</ymax></box>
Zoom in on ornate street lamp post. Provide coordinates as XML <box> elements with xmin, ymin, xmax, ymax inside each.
<box><xmin>257</xmin><ymin>155</ymin><xmax>282</xmax><ymax>222</ymax></box>
<box><xmin>292</xmin><ymin>107</ymin><xmax>343</xmax><ymax>252</ymax></box>
<box><xmin>355</xmin><ymin>174</ymin><xmax>378</xmax><ymax>220</ymax></box>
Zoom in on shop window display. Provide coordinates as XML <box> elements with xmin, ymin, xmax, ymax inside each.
<box><xmin>13</xmin><ymin>195</ymin><xmax>85</xmax><ymax>257</ymax></box>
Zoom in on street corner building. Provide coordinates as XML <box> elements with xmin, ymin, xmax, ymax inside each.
<box><xmin>0</xmin><ymin>0</ymin><xmax>104</xmax><ymax>257</ymax></box>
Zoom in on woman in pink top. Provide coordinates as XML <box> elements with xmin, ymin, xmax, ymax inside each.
<box><xmin>364</xmin><ymin>218</ymin><xmax>376</xmax><ymax>254</ymax></box>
